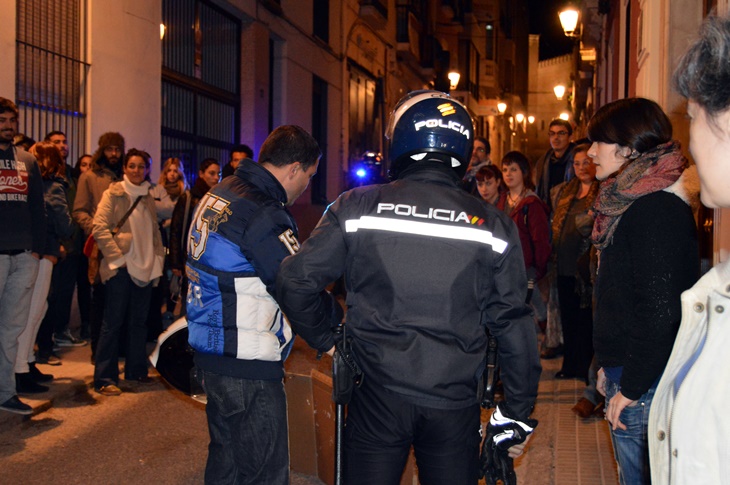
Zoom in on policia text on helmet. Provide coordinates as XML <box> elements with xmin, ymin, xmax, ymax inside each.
<box><xmin>385</xmin><ymin>90</ymin><xmax>474</xmax><ymax>180</ymax></box>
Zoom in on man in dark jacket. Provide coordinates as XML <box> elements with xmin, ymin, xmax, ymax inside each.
<box><xmin>186</xmin><ymin>126</ymin><xmax>320</xmax><ymax>484</ymax></box>
<box><xmin>40</xmin><ymin>130</ymin><xmax>87</xmax><ymax>349</ymax></box>
<box><xmin>277</xmin><ymin>91</ymin><xmax>541</xmax><ymax>484</ymax></box>
<box><xmin>0</xmin><ymin>97</ymin><xmax>46</xmax><ymax>415</ymax></box>
<box><xmin>71</xmin><ymin>132</ymin><xmax>124</xmax><ymax>361</ymax></box>
<box><xmin>220</xmin><ymin>144</ymin><xmax>253</xmax><ymax>179</ymax></box>
<box><xmin>534</xmin><ymin>119</ymin><xmax>576</xmax><ymax>210</ymax></box>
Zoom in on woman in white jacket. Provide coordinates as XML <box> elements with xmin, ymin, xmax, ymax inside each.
<box><xmin>649</xmin><ymin>14</ymin><xmax>730</xmax><ymax>484</ymax></box>
<box><xmin>92</xmin><ymin>149</ymin><xmax>164</xmax><ymax>396</ymax></box>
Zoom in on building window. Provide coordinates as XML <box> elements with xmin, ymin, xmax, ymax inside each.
<box><xmin>15</xmin><ymin>0</ymin><xmax>89</xmax><ymax>162</ymax></box>
<box><xmin>161</xmin><ymin>0</ymin><xmax>240</xmax><ymax>182</ymax></box>
<box><xmin>311</xmin><ymin>76</ymin><xmax>328</xmax><ymax>205</ymax></box>
<box><xmin>348</xmin><ymin>64</ymin><xmax>383</xmax><ymax>177</ymax></box>
<box><xmin>313</xmin><ymin>0</ymin><xmax>329</xmax><ymax>43</ymax></box>
<box><xmin>459</xmin><ymin>40</ymin><xmax>480</xmax><ymax>99</ymax></box>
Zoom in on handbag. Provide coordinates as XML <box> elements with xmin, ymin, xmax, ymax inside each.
<box><xmin>85</xmin><ymin>195</ymin><xmax>144</xmax><ymax>283</ymax></box>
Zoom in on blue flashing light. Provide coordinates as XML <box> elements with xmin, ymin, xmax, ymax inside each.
<box><xmin>355</xmin><ymin>168</ymin><xmax>367</xmax><ymax>178</ymax></box>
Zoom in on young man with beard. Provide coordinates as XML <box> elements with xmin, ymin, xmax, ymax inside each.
<box><xmin>72</xmin><ymin>132</ymin><xmax>125</xmax><ymax>362</ymax></box>
<box><xmin>0</xmin><ymin>97</ymin><xmax>46</xmax><ymax>414</ymax></box>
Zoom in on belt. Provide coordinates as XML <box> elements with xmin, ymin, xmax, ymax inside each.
<box><xmin>0</xmin><ymin>249</ymin><xmax>29</xmax><ymax>256</ymax></box>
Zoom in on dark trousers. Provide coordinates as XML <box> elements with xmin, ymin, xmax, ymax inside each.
<box><xmin>344</xmin><ymin>379</ymin><xmax>481</xmax><ymax>485</ymax></box>
<box><xmin>90</xmin><ymin>282</ymin><xmax>105</xmax><ymax>358</ymax></box>
<box><xmin>93</xmin><ymin>268</ymin><xmax>151</xmax><ymax>387</ymax></box>
<box><xmin>76</xmin><ymin>253</ymin><xmax>91</xmax><ymax>338</ymax></box>
<box><xmin>200</xmin><ymin>369</ymin><xmax>289</xmax><ymax>485</ymax></box>
<box><xmin>557</xmin><ymin>275</ymin><xmax>594</xmax><ymax>380</ymax></box>
<box><xmin>36</xmin><ymin>252</ymin><xmax>80</xmax><ymax>354</ymax></box>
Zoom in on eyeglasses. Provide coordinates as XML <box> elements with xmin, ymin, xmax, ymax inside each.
<box><xmin>548</xmin><ymin>131</ymin><xmax>569</xmax><ymax>137</ymax></box>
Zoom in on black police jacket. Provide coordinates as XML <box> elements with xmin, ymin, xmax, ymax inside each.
<box><xmin>277</xmin><ymin>161</ymin><xmax>541</xmax><ymax>418</ymax></box>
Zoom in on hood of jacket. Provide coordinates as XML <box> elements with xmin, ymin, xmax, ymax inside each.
<box><xmin>664</xmin><ymin>164</ymin><xmax>700</xmax><ymax>212</ymax></box>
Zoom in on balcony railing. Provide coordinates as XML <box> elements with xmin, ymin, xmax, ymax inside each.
<box><xmin>359</xmin><ymin>0</ymin><xmax>388</xmax><ymax>30</ymax></box>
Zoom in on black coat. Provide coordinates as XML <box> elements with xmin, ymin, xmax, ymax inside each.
<box><xmin>277</xmin><ymin>161</ymin><xmax>541</xmax><ymax>418</ymax></box>
<box><xmin>168</xmin><ymin>177</ymin><xmax>211</xmax><ymax>271</ymax></box>
<box><xmin>593</xmin><ymin>190</ymin><xmax>699</xmax><ymax>400</ymax></box>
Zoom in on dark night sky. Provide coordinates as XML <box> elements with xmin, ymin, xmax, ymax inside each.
<box><xmin>526</xmin><ymin>0</ymin><xmax>574</xmax><ymax>60</ymax></box>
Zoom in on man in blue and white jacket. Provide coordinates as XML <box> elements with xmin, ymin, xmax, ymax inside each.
<box><xmin>186</xmin><ymin>125</ymin><xmax>322</xmax><ymax>484</ymax></box>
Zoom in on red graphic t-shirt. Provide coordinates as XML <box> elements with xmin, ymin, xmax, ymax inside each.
<box><xmin>0</xmin><ymin>158</ymin><xmax>29</xmax><ymax>201</ymax></box>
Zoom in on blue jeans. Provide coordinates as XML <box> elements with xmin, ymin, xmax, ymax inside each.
<box><xmin>199</xmin><ymin>369</ymin><xmax>289</xmax><ymax>485</ymax></box>
<box><xmin>605</xmin><ymin>375</ymin><xmax>655</xmax><ymax>485</ymax></box>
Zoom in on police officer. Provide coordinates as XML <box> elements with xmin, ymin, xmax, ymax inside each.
<box><xmin>277</xmin><ymin>91</ymin><xmax>541</xmax><ymax>484</ymax></box>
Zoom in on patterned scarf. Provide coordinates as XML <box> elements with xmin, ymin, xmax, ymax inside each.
<box><xmin>551</xmin><ymin>177</ymin><xmax>600</xmax><ymax>250</ymax></box>
<box><xmin>164</xmin><ymin>179</ymin><xmax>183</xmax><ymax>200</ymax></box>
<box><xmin>591</xmin><ymin>140</ymin><xmax>687</xmax><ymax>250</ymax></box>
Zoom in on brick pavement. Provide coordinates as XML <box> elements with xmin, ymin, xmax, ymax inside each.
<box><xmin>0</xmin><ymin>339</ymin><xmax>619</xmax><ymax>484</ymax></box>
<box><xmin>515</xmin><ymin>353</ymin><xmax>618</xmax><ymax>485</ymax></box>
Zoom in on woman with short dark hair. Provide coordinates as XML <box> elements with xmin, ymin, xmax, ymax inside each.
<box><xmin>474</xmin><ymin>164</ymin><xmax>503</xmax><ymax>205</ymax></box>
<box><xmin>496</xmin><ymin>151</ymin><xmax>551</xmax><ymax>314</ymax></box>
<box><xmin>649</xmin><ymin>14</ymin><xmax>730</xmax><ymax>485</ymax></box>
<box><xmin>587</xmin><ymin>98</ymin><xmax>700</xmax><ymax>485</ymax></box>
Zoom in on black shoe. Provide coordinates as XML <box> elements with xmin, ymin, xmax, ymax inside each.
<box><xmin>126</xmin><ymin>375</ymin><xmax>153</xmax><ymax>384</ymax></box>
<box><xmin>16</xmin><ymin>373</ymin><xmax>49</xmax><ymax>394</ymax></box>
<box><xmin>0</xmin><ymin>395</ymin><xmax>32</xmax><ymax>415</ymax></box>
<box><xmin>54</xmin><ymin>330</ymin><xmax>88</xmax><ymax>347</ymax></box>
<box><xmin>36</xmin><ymin>352</ymin><xmax>62</xmax><ymax>366</ymax></box>
<box><xmin>555</xmin><ymin>371</ymin><xmax>574</xmax><ymax>379</ymax></box>
<box><xmin>28</xmin><ymin>362</ymin><xmax>54</xmax><ymax>382</ymax></box>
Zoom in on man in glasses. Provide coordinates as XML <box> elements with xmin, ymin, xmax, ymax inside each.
<box><xmin>534</xmin><ymin>119</ymin><xmax>576</xmax><ymax>211</ymax></box>
<box><xmin>462</xmin><ymin>136</ymin><xmax>492</xmax><ymax>195</ymax></box>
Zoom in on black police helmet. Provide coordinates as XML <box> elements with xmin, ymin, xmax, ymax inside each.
<box><xmin>385</xmin><ymin>90</ymin><xmax>474</xmax><ymax>180</ymax></box>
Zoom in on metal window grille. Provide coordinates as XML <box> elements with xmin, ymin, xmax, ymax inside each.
<box><xmin>161</xmin><ymin>0</ymin><xmax>240</xmax><ymax>183</ymax></box>
<box><xmin>15</xmin><ymin>0</ymin><xmax>89</xmax><ymax>165</ymax></box>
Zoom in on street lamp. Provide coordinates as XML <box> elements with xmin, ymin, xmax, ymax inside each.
<box><xmin>553</xmin><ymin>84</ymin><xmax>566</xmax><ymax>101</ymax></box>
<box><xmin>515</xmin><ymin>113</ymin><xmax>525</xmax><ymax>124</ymax></box>
<box><xmin>559</xmin><ymin>112</ymin><xmax>571</xmax><ymax>121</ymax></box>
<box><xmin>448</xmin><ymin>71</ymin><xmax>461</xmax><ymax>91</ymax></box>
<box><xmin>559</xmin><ymin>5</ymin><xmax>580</xmax><ymax>38</ymax></box>
<box><xmin>497</xmin><ymin>102</ymin><xmax>507</xmax><ymax>114</ymax></box>
<box><xmin>527</xmin><ymin>115</ymin><xmax>535</xmax><ymax>124</ymax></box>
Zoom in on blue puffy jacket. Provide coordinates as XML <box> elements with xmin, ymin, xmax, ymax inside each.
<box><xmin>186</xmin><ymin>159</ymin><xmax>299</xmax><ymax>380</ymax></box>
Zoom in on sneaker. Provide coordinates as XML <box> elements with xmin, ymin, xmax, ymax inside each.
<box><xmin>54</xmin><ymin>330</ymin><xmax>88</xmax><ymax>347</ymax></box>
<box><xmin>28</xmin><ymin>362</ymin><xmax>54</xmax><ymax>382</ymax></box>
<box><xmin>0</xmin><ymin>395</ymin><xmax>33</xmax><ymax>415</ymax></box>
<box><xmin>36</xmin><ymin>352</ymin><xmax>62</xmax><ymax>366</ymax></box>
<box><xmin>95</xmin><ymin>385</ymin><xmax>122</xmax><ymax>396</ymax></box>
<box><xmin>16</xmin><ymin>373</ymin><xmax>50</xmax><ymax>394</ymax></box>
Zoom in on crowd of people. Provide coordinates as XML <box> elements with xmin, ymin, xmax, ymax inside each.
<box><xmin>0</xmin><ymin>98</ymin><xmax>257</xmax><ymax>408</ymax></box>
<box><xmin>1</xmin><ymin>11</ymin><xmax>730</xmax><ymax>485</ymax></box>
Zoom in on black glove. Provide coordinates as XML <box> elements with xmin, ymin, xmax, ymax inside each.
<box><xmin>479</xmin><ymin>404</ymin><xmax>538</xmax><ymax>485</ymax></box>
